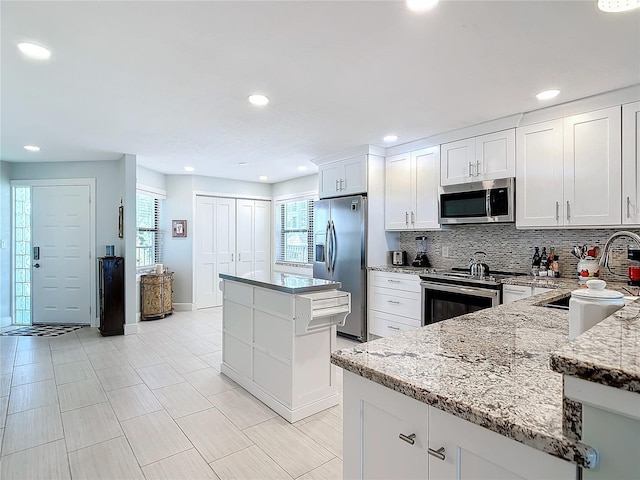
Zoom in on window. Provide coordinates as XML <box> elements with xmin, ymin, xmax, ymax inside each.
<box><xmin>136</xmin><ymin>192</ymin><xmax>163</xmax><ymax>268</ymax></box>
<box><xmin>276</xmin><ymin>198</ymin><xmax>314</xmax><ymax>264</ymax></box>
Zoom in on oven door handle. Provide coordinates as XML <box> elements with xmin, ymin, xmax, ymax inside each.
<box><xmin>421</xmin><ymin>281</ymin><xmax>500</xmax><ymax>300</ymax></box>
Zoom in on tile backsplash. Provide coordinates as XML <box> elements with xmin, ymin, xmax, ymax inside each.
<box><xmin>399</xmin><ymin>224</ymin><xmax>640</xmax><ymax>281</ymax></box>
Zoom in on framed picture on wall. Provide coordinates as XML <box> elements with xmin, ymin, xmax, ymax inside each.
<box><xmin>172</xmin><ymin>220</ymin><xmax>187</xmax><ymax>238</ymax></box>
<box><xmin>118</xmin><ymin>205</ymin><xmax>124</xmax><ymax>238</ymax></box>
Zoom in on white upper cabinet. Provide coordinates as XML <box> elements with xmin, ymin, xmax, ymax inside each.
<box><xmin>318</xmin><ymin>154</ymin><xmax>367</xmax><ymax>198</ymax></box>
<box><xmin>385</xmin><ymin>146</ymin><xmax>440</xmax><ymax>230</ymax></box>
<box><xmin>563</xmin><ymin>106</ymin><xmax>621</xmax><ymax>226</ymax></box>
<box><xmin>623</xmin><ymin>101</ymin><xmax>640</xmax><ymax>225</ymax></box>
<box><xmin>517</xmin><ymin>106</ymin><xmax>622</xmax><ymax>228</ymax></box>
<box><xmin>441</xmin><ymin>130</ymin><xmax>515</xmax><ymax>186</ymax></box>
<box><xmin>516</xmin><ymin>119</ymin><xmax>564</xmax><ymax>228</ymax></box>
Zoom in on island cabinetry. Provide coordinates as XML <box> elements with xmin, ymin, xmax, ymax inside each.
<box><xmin>622</xmin><ymin>101</ymin><xmax>640</xmax><ymax>225</ymax></box>
<box><xmin>440</xmin><ymin>129</ymin><xmax>515</xmax><ymax>186</ymax></box>
<box><xmin>318</xmin><ymin>154</ymin><xmax>367</xmax><ymax>198</ymax></box>
<box><xmin>368</xmin><ymin>270</ymin><xmax>421</xmax><ymax>338</ymax></box>
<box><xmin>221</xmin><ymin>276</ymin><xmax>349</xmax><ymax>422</ymax></box>
<box><xmin>502</xmin><ymin>284</ymin><xmax>552</xmax><ymax>304</ymax></box>
<box><xmin>516</xmin><ymin>106</ymin><xmax>622</xmax><ymax>228</ymax></box>
<box><xmin>385</xmin><ymin>146</ymin><xmax>440</xmax><ymax>231</ymax></box>
<box><xmin>344</xmin><ymin>372</ymin><xmax>576</xmax><ymax>480</ymax></box>
<box><xmin>140</xmin><ymin>272</ymin><xmax>173</xmax><ymax>320</ymax></box>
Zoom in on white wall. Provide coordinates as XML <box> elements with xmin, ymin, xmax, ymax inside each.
<box><xmin>121</xmin><ymin>155</ymin><xmax>138</xmax><ymax>333</ymax></box>
<box><xmin>192</xmin><ymin>175</ymin><xmax>272</xmax><ymax>198</ymax></box>
<box><xmin>272</xmin><ymin>174</ymin><xmax>317</xmax><ymax>198</ymax></box>
<box><xmin>137</xmin><ymin>164</ymin><xmax>166</xmax><ymax>191</ymax></box>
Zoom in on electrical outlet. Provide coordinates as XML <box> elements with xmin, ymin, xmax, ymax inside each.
<box><xmin>1</xmin><ymin>239</ymin><xmax>6</xmax><ymax>249</ymax></box>
<box><xmin>442</xmin><ymin>246</ymin><xmax>449</xmax><ymax>258</ymax></box>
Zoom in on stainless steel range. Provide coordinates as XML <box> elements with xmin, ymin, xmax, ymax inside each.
<box><xmin>420</xmin><ymin>268</ymin><xmax>521</xmax><ymax>326</ymax></box>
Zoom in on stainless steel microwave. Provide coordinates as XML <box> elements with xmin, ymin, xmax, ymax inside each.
<box><xmin>438</xmin><ymin>178</ymin><xmax>515</xmax><ymax>224</ymax></box>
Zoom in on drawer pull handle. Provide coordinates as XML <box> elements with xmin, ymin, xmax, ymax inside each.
<box><xmin>399</xmin><ymin>433</ymin><xmax>415</xmax><ymax>445</ymax></box>
<box><xmin>387</xmin><ymin>279</ymin><xmax>400</xmax><ymax>283</ymax></box>
<box><xmin>387</xmin><ymin>325</ymin><xmax>400</xmax><ymax>330</ymax></box>
<box><xmin>428</xmin><ymin>447</ymin><xmax>446</xmax><ymax>460</ymax></box>
<box><xmin>387</xmin><ymin>300</ymin><xmax>400</xmax><ymax>304</ymax></box>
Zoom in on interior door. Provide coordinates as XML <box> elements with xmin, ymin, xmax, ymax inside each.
<box><xmin>253</xmin><ymin>200</ymin><xmax>271</xmax><ymax>281</ymax></box>
<box><xmin>235</xmin><ymin>199</ymin><xmax>255</xmax><ymax>278</ymax></box>
<box><xmin>195</xmin><ymin>196</ymin><xmax>235</xmax><ymax>308</ymax></box>
<box><xmin>31</xmin><ymin>185</ymin><xmax>91</xmax><ymax>324</ymax></box>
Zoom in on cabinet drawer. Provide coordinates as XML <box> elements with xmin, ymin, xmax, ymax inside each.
<box><xmin>502</xmin><ymin>284</ymin><xmax>531</xmax><ymax>304</ymax></box>
<box><xmin>369</xmin><ymin>310</ymin><xmax>420</xmax><ymax>338</ymax></box>
<box><xmin>370</xmin><ymin>286</ymin><xmax>421</xmax><ymax>318</ymax></box>
<box><xmin>369</xmin><ymin>270</ymin><xmax>421</xmax><ymax>293</ymax></box>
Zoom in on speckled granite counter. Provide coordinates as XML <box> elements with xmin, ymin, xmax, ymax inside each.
<box><xmin>550</xmin><ymin>297</ymin><xmax>640</xmax><ymax>393</ymax></box>
<box><xmin>219</xmin><ymin>272</ymin><xmax>340</xmax><ymax>294</ymax></box>
<box><xmin>332</xmin><ymin>288</ymin><xmax>599</xmax><ymax>468</ymax></box>
<box><xmin>368</xmin><ymin>265</ymin><xmax>432</xmax><ymax>275</ymax></box>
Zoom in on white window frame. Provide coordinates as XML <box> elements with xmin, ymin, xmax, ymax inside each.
<box><xmin>136</xmin><ymin>184</ymin><xmax>166</xmax><ymax>272</ymax></box>
<box><xmin>274</xmin><ymin>193</ymin><xmax>316</xmax><ymax>265</ymax></box>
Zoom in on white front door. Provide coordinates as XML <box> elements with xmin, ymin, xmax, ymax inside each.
<box><xmin>31</xmin><ymin>185</ymin><xmax>91</xmax><ymax>324</ymax></box>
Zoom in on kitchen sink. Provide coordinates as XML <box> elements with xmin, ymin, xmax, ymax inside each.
<box><xmin>538</xmin><ymin>295</ymin><xmax>571</xmax><ymax>310</ymax></box>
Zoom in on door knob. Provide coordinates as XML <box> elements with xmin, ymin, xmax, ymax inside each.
<box><xmin>34</xmin><ymin>263</ymin><xmax>40</xmax><ymax>268</ymax></box>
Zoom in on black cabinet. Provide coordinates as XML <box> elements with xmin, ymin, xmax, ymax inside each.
<box><xmin>98</xmin><ymin>256</ymin><xmax>124</xmax><ymax>336</ymax></box>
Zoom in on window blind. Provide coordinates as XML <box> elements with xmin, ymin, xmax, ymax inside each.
<box><xmin>276</xmin><ymin>198</ymin><xmax>314</xmax><ymax>264</ymax></box>
<box><xmin>136</xmin><ymin>192</ymin><xmax>164</xmax><ymax>268</ymax></box>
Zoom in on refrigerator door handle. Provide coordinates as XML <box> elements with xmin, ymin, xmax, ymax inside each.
<box><xmin>330</xmin><ymin>221</ymin><xmax>337</xmax><ymax>273</ymax></box>
<box><xmin>325</xmin><ymin>220</ymin><xmax>332</xmax><ymax>273</ymax></box>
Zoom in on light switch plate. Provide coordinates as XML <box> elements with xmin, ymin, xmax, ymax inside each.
<box><xmin>442</xmin><ymin>246</ymin><xmax>449</xmax><ymax>258</ymax></box>
<box><xmin>1</xmin><ymin>239</ymin><xmax>6</xmax><ymax>248</ymax></box>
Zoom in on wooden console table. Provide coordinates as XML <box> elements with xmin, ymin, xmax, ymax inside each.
<box><xmin>140</xmin><ymin>272</ymin><xmax>174</xmax><ymax>320</ymax></box>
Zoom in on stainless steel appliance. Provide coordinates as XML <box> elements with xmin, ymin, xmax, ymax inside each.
<box><xmin>439</xmin><ymin>178</ymin><xmax>515</xmax><ymax>224</ymax></box>
<box><xmin>420</xmin><ymin>269</ymin><xmax>513</xmax><ymax>325</ymax></box>
<box><xmin>412</xmin><ymin>236</ymin><xmax>430</xmax><ymax>267</ymax></box>
<box><xmin>313</xmin><ymin>195</ymin><xmax>367</xmax><ymax>340</ymax></box>
<box><xmin>391</xmin><ymin>251</ymin><xmax>407</xmax><ymax>266</ymax></box>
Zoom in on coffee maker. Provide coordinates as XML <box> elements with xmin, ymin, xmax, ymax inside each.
<box><xmin>412</xmin><ymin>236</ymin><xmax>431</xmax><ymax>267</ymax></box>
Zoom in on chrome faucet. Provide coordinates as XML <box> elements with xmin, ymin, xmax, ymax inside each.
<box><xmin>599</xmin><ymin>230</ymin><xmax>640</xmax><ymax>274</ymax></box>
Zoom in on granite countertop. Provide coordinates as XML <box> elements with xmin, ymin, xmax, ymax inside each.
<box><xmin>550</xmin><ymin>296</ymin><xmax>640</xmax><ymax>393</ymax></box>
<box><xmin>331</xmin><ymin>288</ymin><xmax>599</xmax><ymax>468</ymax></box>
<box><xmin>219</xmin><ymin>272</ymin><xmax>341</xmax><ymax>294</ymax></box>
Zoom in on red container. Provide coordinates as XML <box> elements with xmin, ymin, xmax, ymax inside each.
<box><xmin>629</xmin><ymin>266</ymin><xmax>640</xmax><ymax>281</ymax></box>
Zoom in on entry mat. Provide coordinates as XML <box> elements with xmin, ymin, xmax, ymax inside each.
<box><xmin>0</xmin><ymin>324</ymin><xmax>85</xmax><ymax>337</ymax></box>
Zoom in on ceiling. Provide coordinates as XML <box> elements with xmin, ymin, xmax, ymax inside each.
<box><xmin>2</xmin><ymin>1</ymin><xmax>639</xmax><ymax>184</ymax></box>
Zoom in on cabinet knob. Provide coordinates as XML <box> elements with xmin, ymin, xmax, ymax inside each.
<box><xmin>428</xmin><ymin>446</ymin><xmax>446</xmax><ymax>460</ymax></box>
<box><xmin>398</xmin><ymin>433</ymin><xmax>416</xmax><ymax>445</ymax></box>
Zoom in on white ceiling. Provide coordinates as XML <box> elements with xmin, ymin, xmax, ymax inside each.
<box><xmin>2</xmin><ymin>1</ymin><xmax>639</xmax><ymax>184</ymax></box>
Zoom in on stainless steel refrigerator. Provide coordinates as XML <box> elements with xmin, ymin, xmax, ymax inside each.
<box><xmin>313</xmin><ymin>195</ymin><xmax>366</xmax><ymax>341</ymax></box>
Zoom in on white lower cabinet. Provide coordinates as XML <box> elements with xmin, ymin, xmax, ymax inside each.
<box><xmin>368</xmin><ymin>270</ymin><xmax>421</xmax><ymax>338</ymax></box>
<box><xmin>502</xmin><ymin>284</ymin><xmax>552</xmax><ymax>304</ymax></box>
<box><xmin>344</xmin><ymin>372</ymin><xmax>576</xmax><ymax>480</ymax></box>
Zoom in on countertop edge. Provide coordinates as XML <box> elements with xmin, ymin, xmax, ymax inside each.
<box><xmin>219</xmin><ymin>274</ymin><xmax>341</xmax><ymax>294</ymax></box>
<box><xmin>332</xmin><ymin>352</ymin><xmax>598</xmax><ymax>468</ymax></box>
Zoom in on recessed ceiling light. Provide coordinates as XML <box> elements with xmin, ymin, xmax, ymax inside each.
<box><xmin>184</xmin><ymin>166</ymin><xmax>194</xmax><ymax>172</ymax></box>
<box><xmin>17</xmin><ymin>42</ymin><xmax>51</xmax><ymax>60</ymax></box>
<box><xmin>383</xmin><ymin>135</ymin><xmax>399</xmax><ymax>143</ymax></box>
<box><xmin>248</xmin><ymin>94</ymin><xmax>269</xmax><ymax>106</ymax></box>
<box><xmin>259</xmin><ymin>175</ymin><xmax>268</xmax><ymax>181</ymax></box>
<box><xmin>597</xmin><ymin>0</ymin><xmax>640</xmax><ymax>12</ymax></box>
<box><xmin>406</xmin><ymin>0</ymin><xmax>439</xmax><ymax>12</ymax></box>
<box><xmin>238</xmin><ymin>162</ymin><xmax>248</xmax><ymax>166</ymax></box>
<box><xmin>24</xmin><ymin>145</ymin><xmax>40</xmax><ymax>152</ymax></box>
<box><xmin>297</xmin><ymin>166</ymin><xmax>308</xmax><ymax>172</ymax></box>
<box><xmin>535</xmin><ymin>89</ymin><xmax>560</xmax><ymax>101</ymax></box>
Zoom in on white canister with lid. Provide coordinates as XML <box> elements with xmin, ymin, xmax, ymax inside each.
<box><xmin>568</xmin><ymin>279</ymin><xmax>624</xmax><ymax>340</ymax></box>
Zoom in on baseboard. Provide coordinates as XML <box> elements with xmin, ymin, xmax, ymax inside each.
<box><xmin>1</xmin><ymin>316</ymin><xmax>12</xmax><ymax>328</ymax></box>
<box><xmin>173</xmin><ymin>303</ymin><xmax>195</xmax><ymax>311</ymax></box>
<box><xmin>124</xmin><ymin>323</ymin><xmax>139</xmax><ymax>335</ymax></box>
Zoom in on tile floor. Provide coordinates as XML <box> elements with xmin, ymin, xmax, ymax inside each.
<box><xmin>0</xmin><ymin>308</ymin><xmax>357</xmax><ymax>480</ymax></box>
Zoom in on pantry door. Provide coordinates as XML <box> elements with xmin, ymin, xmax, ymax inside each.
<box><xmin>31</xmin><ymin>185</ymin><xmax>92</xmax><ymax>324</ymax></box>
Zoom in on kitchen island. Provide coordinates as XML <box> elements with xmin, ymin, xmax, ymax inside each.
<box><xmin>219</xmin><ymin>273</ymin><xmax>350</xmax><ymax>422</ymax></box>
<box><xmin>332</xmin><ymin>288</ymin><xmax>596</xmax><ymax>479</ymax></box>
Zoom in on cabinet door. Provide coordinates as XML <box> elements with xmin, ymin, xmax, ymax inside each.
<box><xmin>429</xmin><ymin>407</ymin><xmax>576</xmax><ymax>480</ymax></box>
<box><xmin>516</xmin><ymin>120</ymin><xmax>564</xmax><ymax>227</ymax></box>
<box><xmin>344</xmin><ymin>372</ymin><xmax>428</xmax><ymax>480</ymax></box>
<box><xmin>385</xmin><ymin>153</ymin><xmax>412</xmax><ymax>230</ymax></box>
<box><xmin>253</xmin><ymin>200</ymin><xmax>271</xmax><ymax>281</ymax></box>
<box><xmin>412</xmin><ymin>146</ymin><xmax>441</xmax><ymax>230</ymax></box>
<box><xmin>475</xmin><ymin>129</ymin><xmax>515</xmax><ymax>181</ymax></box>
<box><xmin>342</xmin><ymin>154</ymin><xmax>367</xmax><ymax>196</ymax></box>
<box><xmin>623</xmin><ymin>101</ymin><xmax>640</xmax><ymax>225</ymax></box>
<box><xmin>368</xmin><ymin>310</ymin><xmax>420</xmax><ymax>338</ymax></box>
<box><xmin>236</xmin><ymin>199</ymin><xmax>255</xmax><ymax>278</ymax></box>
<box><xmin>502</xmin><ymin>284</ymin><xmax>532</xmax><ymax>304</ymax></box>
<box><xmin>440</xmin><ymin>137</ymin><xmax>475</xmax><ymax>185</ymax></box>
<box><xmin>564</xmin><ymin>106</ymin><xmax>622</xmax><ymax>226</ymax></box>
<box><xmin>318</xmin><ymin>163</ymin><xmax>343</xmax><ymax>199</ymax></box>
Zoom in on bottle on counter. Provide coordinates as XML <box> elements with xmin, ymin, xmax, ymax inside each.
<box><xmin>553</xmin><ymin>255</ymin><xmax>560</xmax><ymax>277</ymax></box>
<box><xmin>540</xmin><ymin>247</ymin><xmax>548</xmax><ymax>276</ymax></box>
<box><xmin>532</xmin><ymin>247</ymin><xmax>541</xmax><ymax>276</ymax></box>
